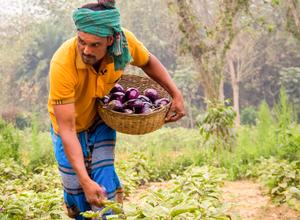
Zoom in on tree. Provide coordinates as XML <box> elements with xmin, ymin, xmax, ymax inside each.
<box><xmin>168</xmin><ymin>0</ymin><xmax>251</xmax><ymax>106</ymax></box>
<box><xmin>223</xmin><ymin>0</ymin><xmax>300</xmax><ymax>116</ymax></box>
<box><xmin>285</xmin><ymin>0</ymin><xmax>300</xmax><ymax>41</ymax></box>
<box><xmin>226</xmin><ymin>32</ymin><xmax>262</xmax><ymax>126</ymax></box>
<box><xmin>0</xmin><ymin>0</ymin><xmax>83</xmax><ymax>112</ymax></box>
<box><xmin>270</xmin><ymin>0</ymin><xmax>300</xmax><ymax>41</ymax></box>
<box><xmin>279</xmin><ymin>67</ymin><xmax>300</xmax><ymax>114</ymax></box>
<box><xmin>240</xmin><ymin>30</ymin><xmax>300</xmax><ymax>109</ymax></box>
<box><xmin>118</xmin><ymin>0</ymin><xmax>179</xmax><ymax>70</ymax></box>
<box><xmin>172</xmin><ymin>56</ymin><xmax>204</xmax><ymax>128</ymax></box>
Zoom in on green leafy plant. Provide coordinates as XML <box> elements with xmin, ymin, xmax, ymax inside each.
<box><xmin>247</xmin><ymin>157</ymin><xmax>300</xmax><ymax>210</ymax></box>
<box><xmin>83</xmin><ymin>166</ymin><xmax>229</xmax><ymax>220</ymax></box>
<box><xmin>197</xmin><ymin>100</ymin><xmax>236</xmax><ymax>152</ymax></box>
<box><xmin>0</xmin><ymin>160</ymin><xmax>64</xmax><ymax>219</ymax></box>
<box><xmin>240</xmin><ymin>106</ymin><xmax>257</xmax><ymax>126</ymax></box>
<box><xmin>125</xmin><ymin>166</ymin><xmax>229</xmax><ymax>219</ymax></box>
<box><xmin>274</xmin><ymin>88</ymin><xmax>300</xmax><ymax>161</ymax></box>
<box><xmin>81</xmin><ymin>201</ymin><xmax>125</xmax><ymax>220</ymax></box>
<box><xmin>0</xmin><ymin>118</ymin><xmax>20</xmax><ymax>161</ymax></box>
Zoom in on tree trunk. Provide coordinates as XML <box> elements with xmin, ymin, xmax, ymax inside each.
<box><xmin>287</xmin><ymin>0</ymin><xmax>300</xmax><ymax>32</ymax></box>
<box><xmin>219</xmin><ymin>77</ymin><xmax>224</xmax><ymax>102</ymax></box>
<box><xmin>175</xmin><ymin>0</ymin><xmax>223</xmax><ymax>106</ymax></box>
<box><xmin>228</xmin><ymin>57</ymin><xmax>240</xmax><ymax>126</ymax></box>
<box><xmin>194</xmin><ymin>58</ymin><xmax>221</xmax><ymax>108</ymax></box>
<box><xmin>187</xmin><ymin>95</ymin><xmax>194</xmax><ymax>128</ymax></box>
<box><xmin>286</xmin><ymin>0</ymin><xmax>300</xmax><ymax>40</ymax></box>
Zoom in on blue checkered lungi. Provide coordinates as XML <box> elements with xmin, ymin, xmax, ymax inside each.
<box><xmin>50</xmin><ymin>119</ymin><xmax>122</xmax><ymax>219</ymax></box>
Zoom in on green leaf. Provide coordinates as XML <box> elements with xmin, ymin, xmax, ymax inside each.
<box><xmin>170</xmin><ymin>206</ymin><xmax>199</xmax><ymax>217</ymax></box>
<box><xmin>288</xmin><ymin>187</ymin><xmax>300</xmax><ymax>200</ymax></box>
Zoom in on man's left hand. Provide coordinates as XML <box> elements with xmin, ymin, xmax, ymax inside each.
<box><xmin>165</xmin><ymin>94</ymin><xmax>185</xmax><ymax>123</ymax></box>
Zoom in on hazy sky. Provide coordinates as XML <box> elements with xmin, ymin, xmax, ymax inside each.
<box><xmin>0</xmin><ymin>1</ymin><xmax>23</xmax><ymax>16</ymax></box>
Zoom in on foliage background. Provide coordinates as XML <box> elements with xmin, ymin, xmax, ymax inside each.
<box><xmin>1</xmin><ymin>0</ymin><xmax>300</xmax><ymax>127</ymax></box>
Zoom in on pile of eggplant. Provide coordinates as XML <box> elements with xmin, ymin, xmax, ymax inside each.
<box><xmin>101</xmin><ymin>84</ymin><xmax>170</xmax><ymax>114</ymax></box>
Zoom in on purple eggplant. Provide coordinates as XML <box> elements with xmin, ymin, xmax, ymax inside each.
<box><xmin>154</xmin><ymin>98</ymin><xmax>170</xmax><ymax>108</ymax></box>
<box><xmin>122</xmin><ymin>109</ymin><xmax>134</xmax><ymax>114</ymax></box>
<box><xmin>124</xmin><ymin>88</ymin><xmax>140</xmax><ymax>101</ymax></box>
<box><xmin>106</xmin><ymin>100</ymin><xmax>123</xmax><ymax>112</ymax></box>
<box><xmin>133</xmin><ymin>100</ymin><xmax>145</xmax><ymax>113</ymax></box>
<box><xmin>141</xmin><ymin>105</ymin><xmax>153</xmax><ymax>114</ymax></box>
<box><xmin>101</xmin><ymin>95</ymin><xmax>110</xmax><ymax>104</ymax></box>
<box><xmin>109</xmin><ymin>92</ymin><xmax>125</xmax><ymax>103</ymax></box>
<box><xmin>124</xmin><ymin>99</ymin><xmax>137</xmax><ymax>110</ymax></box>
<box><xmin>143</xmin><ymin>101</ymin><xmax>154</xmax><ymax>109</ymax></box>
<box><xmin>110</xmin><ymin>83</ymin><xmax>125</xmax><ymax>94</ymax></box>
<box><xmin>144</xmin><ymin>88</ymin><xmax>159</xmax><ymax>102</ymax></box>
<box><xmin>124</xmin><ymin>99</ymin><xmax>144</xmax><ymax>113</ymax></box>
<box><xmin>138</xmin><ymin>95</ymin><xmax>152</xmax><ymax>103</ymax></box>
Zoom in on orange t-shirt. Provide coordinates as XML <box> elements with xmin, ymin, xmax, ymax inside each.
<box><xmin>48</xmin><ymin>29</ymin><xmax>150</xmax><ymax>133</ymax></box>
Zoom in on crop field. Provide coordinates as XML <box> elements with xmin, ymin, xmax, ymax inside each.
<box><xmin>1</xmin><ymin>113</ymin><xmax>300</xmax><ymax>219</ymax></box>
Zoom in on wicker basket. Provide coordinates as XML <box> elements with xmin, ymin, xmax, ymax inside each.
<box><xmin>97</xmin><ymin>74</ymin><xmax>171</xmax><ymax>135</ymax></box>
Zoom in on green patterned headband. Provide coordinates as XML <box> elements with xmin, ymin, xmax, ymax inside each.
<box><xmin>73</xmin><ymin>8</ymin><xmax>132</xmax><ymax>70</ymax></box>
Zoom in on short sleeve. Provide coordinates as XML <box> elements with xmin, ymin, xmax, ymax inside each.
<box><xmin>49</xmin><ymin>61</ymin><xmax>77</xmax><ymax>105</ymax></box>
<box><xmin>124</xmin><ymin>29</ymin><xmax>150</xmax><ymax>67</ymax></box>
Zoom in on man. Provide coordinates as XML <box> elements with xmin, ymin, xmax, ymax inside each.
<box><xmin>48</xmin><ymin>1</ymin><xmax>185</xmax><ymax>219</ymax></box>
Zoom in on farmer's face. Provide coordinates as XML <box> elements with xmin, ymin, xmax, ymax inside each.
<box><xmin>77</xmin><ymin>31</ymin><xmax>113</xmax><ymax>65</ymax></box>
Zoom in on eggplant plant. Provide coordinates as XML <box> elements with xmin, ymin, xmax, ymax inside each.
<box><xmin>81</xmin><ymin>166</ymin><xmax>229</xmax><ymax>220</ymax></box>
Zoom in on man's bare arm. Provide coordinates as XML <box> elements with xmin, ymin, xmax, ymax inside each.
<box><xmin>53</xmin><ymin>104</ymin><xmax>105</xmax><ymax>206</ymax></box>
<box><xmin>142</xmin><ymin>53</ymin><xmax>185</xmax><ymax>122</ymax></box>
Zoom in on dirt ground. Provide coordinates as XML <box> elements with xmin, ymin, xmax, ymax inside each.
<box><xmin>125</xmin><ymin>181</ymin><xmax>300</xmax><ymax>220</ymax></box>
<box><xmin>221</xmin><ymin>180</ymin><xmax>300</xmax><ymax>220</ymax></box>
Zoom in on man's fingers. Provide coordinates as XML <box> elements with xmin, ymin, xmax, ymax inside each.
<box><xmin>99</xmin><ymin>185</ymin><xmax>107</xmax><ymax>196</ymax></box>
<box><xmin>87</xmin><ymin>197</ymin><xmax>100</xmax><ymax>206</ymax></box>
<box><xmin>165</xmin><ymin>111</ymin><xmax>175</xmax><ymax>122</ymax></box>
<box><xmin>87</xmin><ymin>186</ymin><xmax>107</xmax><ymax>206</ymax></box>
<box><xmin>83</xmin><ymin>180</ymin><xmax>109</xmax><ymax>207</ymax></box>
<box><xmin>97</xmin><ymin>186</ymin><xmax>107</xmax><ymax>200</ymax></box>
<box><xmin>165</xmin><ymin>111</ymin><xmax>185</xmax><ymax>123</ymax></box>
<box><xmin>165</xmin><ymin>99</ymin><xmax>186</xmax><ymax>123</ymax></box>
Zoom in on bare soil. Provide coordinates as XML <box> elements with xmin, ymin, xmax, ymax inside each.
<box><xmin>125</xmin><ymin>180</ymin><xmax>300</xmax><ymax>220</ymax></box>
<box><xmin>221</xmin><ymin>180</ymin><xmax>300</xmax><ymax>220</ymax></box>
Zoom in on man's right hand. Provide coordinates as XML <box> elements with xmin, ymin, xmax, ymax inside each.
<box><xmin>81</xmin><ymin>179</ymin><xmax>107</xmax><ymax>206</ymax></box>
